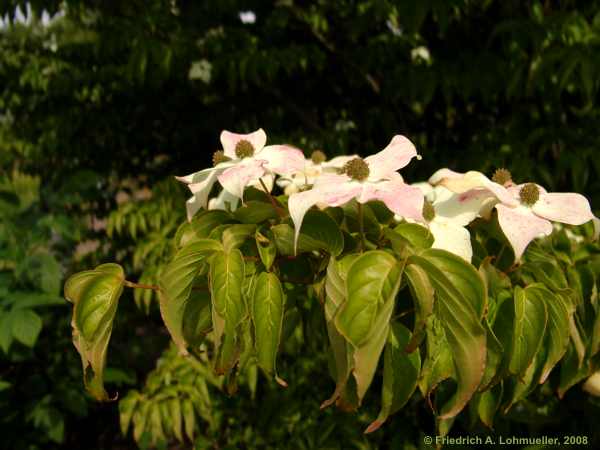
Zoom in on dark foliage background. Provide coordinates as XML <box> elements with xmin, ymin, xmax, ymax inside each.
<box><xmin>1</xmin><ymin>1</ymin><xmax>600</xmax><ymax>449</ymax></box>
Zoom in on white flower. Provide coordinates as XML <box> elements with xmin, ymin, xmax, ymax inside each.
<box><xmin>438</xmin><ymin>170</ymin><xmax>595</xmax><ymax>260</ymax></box>
<box><xmin>177</xmin><ymin>129</ymin><xmax>303</xmax><ymax>220</ymax></box>
<box><xmin>288</xmin><ymin>135</ymin><xmax>425</xmax><ymax>249</ymax></box>
<box><xmin>276</xmin><ymin>152</ymin><xmax>357</xmax><ymax>195</ymax></box>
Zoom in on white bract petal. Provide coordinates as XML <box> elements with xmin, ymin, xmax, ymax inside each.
<box><xmin>208</xmin><ymin>189</ymin><xmax>240</xmax><ymax>212</ymax></box>
<box><xmin>496</xmin><ymin>204</ymin><xmax>553</xmax><ymax>261</ymax></box>
<box><xmin>220</xmin><ymin>128</ymin><xmax>267</xmax><ymax>159</ymax></box>
<box><xmin>364</xmin><ymin>135</ymin><xmax>420</xmax><ymax>179</ymax></box>
<box><xmin>217</xmin><ymin>159</ymin><xmax>267</xmax><ymax>200</ymax></box>
<box><xmin>429</xmin><ymin>221</ymin><xmax>473</xmax><ymax>262</ymax></box>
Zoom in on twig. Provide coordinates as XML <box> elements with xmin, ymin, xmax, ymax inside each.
<box><xmin>258</xmin><ymin>177</ymin><xmax>286</xmax><ymax>218</ymax></box>
<box><xmin>357</xmin><ymin>202</ymin><xmax>365</xmax><ymax>252</ymax></box>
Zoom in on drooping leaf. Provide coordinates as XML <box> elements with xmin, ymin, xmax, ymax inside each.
<box><xmin>393</xmin><ymin>222</ymin><xmax>434</xmax><ymax>250</ymax></box>
<box><xmin>409</xmin><ymin>250</ymin><xmax>486</xmax><ymax>419</ymax></box>
<box><xmin>477</xmin><ymin>383</ymin><xmax>503</xmax><ymax>428</ymax></box>
<box><xmin>365</xmin><ymin>323</ymin><xmax>421</xmax><ymax>433</ymax></box>
<box><xmin>181</xmin><ymin>290</ymin><xmax>212</xmax><ymax>348</ymax></box>
<box><xmin>335</xmin><ymin>251</ymin><xmax>402</xmax><ymax>347</ymax></box>
<box><xmin>233</xmin><ymin>201</ymin><xmax>279</xmax><ymax>223</ymax></box>
<box><xmin>256</xmin><ymin>227</ymin><xmax>277</xmax><ymax>270</ymax></box>
<box><xmin>252</xmin><ymin>272</ymin><xmax>285</xmax><ymax>381</ymax></box>
<box><xmin>531</xmin><ymin>285</ymin><xmax>571</xmax><ymax>383</ymax></box>
<box><xmin>222</xmin><ymin>224</ymin><xmax>256</xmax><ymax>252</ymax></box>
<box><xmin>272</xmin><ymin>210</ymin><xmax>343</xmax><ymax>256</ymax></box>
<box><xmin>351</xmin><ymin>291</ymin><xmax>395</xmax><ymax>404</ymax></box>
<box><xmin>509</xmin><ymin>285</ymin><xmax>548</xmax><ymax>377</ymax></box>
<box><xmin>159</xmin><ymin>240</ymin><xmax>222</xmax><ymax>354</ymax></box>
<box><xmin>175</xmin><ymin>210</ymin><xmax>233</xmax><ymax>247</ymax></box>
<box><xmin>209</xmin><ymin>249</ymin><xmax>246</xmax><ymax>374</ymax></box>
<box><xmin>418</xmin><ymin>315</ymin><xmax>454</xmax><ymax>398</ymax></box>
<box><xmin>64</xmin><ymin>263</ymin><xmax>125</xmax><ymax>400</ymax></box>
<box><xmin>321</xmin><ymin>255</ymin><xmax>358</xmax><ymax>409</ymax></box>
<box><xmin>404</xmin><ymin>264</ymin><xmax>434</xmax><ymax>352</ymax></box>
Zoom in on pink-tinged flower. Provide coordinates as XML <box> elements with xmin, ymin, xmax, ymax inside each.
<box><xmin>288</xmin><ymin>135</ymin><xmax>425</xmax><ymax>248</ymax></box>
<box><xmin>217</xmin><ymin>129</ymin><xmax>305</xmax><ymax>199</ymax></box>
<box><xmin>176</xmin><ymin>129</ymin><xmax>303</xmax><ymax>220</ymax></box>
<box><xmin>398</xmin><ymin>182</ymin><xmax>491</xmax><ymax>262</ymax></box>
<box><xmin>276</xmin><ymin>150</ymin><xmax>358</xmax><ymax>195</ymax></box>
<box><xmin>438</xmin><ymin>170</ymin><xmax>595</xmax><ymax>261</ymax></box>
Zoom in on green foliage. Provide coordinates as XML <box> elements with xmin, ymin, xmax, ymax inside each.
<box><xmin>59</xmin><ymin>183</ymin><xmax>600</xmax><ymax>448</ymax></box>
<box><xmin>4</xmin><ymin>0</ymin><xmax>600</xmax><ymax>448</ymax></box>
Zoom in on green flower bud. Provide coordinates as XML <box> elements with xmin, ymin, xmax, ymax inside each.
<box><xmin>491</xmin><ymin>168</ymin><xmax>512</xmax><ymax>186</ymax></box>
<box><xmin>235</xmin><ymin>140</ymin><xmax>255</xmax><ymax>158</ymax></box>
<box><xmin>342</xmin><ymin>157</ymin><xmax>370</xmax><ymax>181</ymax></box>
<box><xmin>423</xmin><ymin>200</ymin><xmax>435</xmax><ymax>222</ymax></box>
<box><xmin>212</xmin><ymin>150</ymin><xmax>231</xmax><ymax>166</ymax></box>
<box><xmin>311</xmin><ymin>150</ymin><xmax>326</xmax><ymax>164</ymax></box>
<box><xmin>519</xmin><ymin>183</ymin><xmax>540</xmax><ymax>206</ymax></box>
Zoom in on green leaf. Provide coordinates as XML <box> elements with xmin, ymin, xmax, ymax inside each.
<box><xmin>418</xmin><ymin>315</ymin><xmax>454</xmax><ymax>397</ymax></box>
<box><xmin>533</xmin><ymin>285</ymin><xmax>571</xmax><ymax>383</ymax></box>
<box><xmin>365</xmin><ymin>323</ymin><xmax>421</xmax><ymax>433</ymax></box>
<box><xmin>11</xmin><ymin>308</ymin><xmax>42</xmax><ymax>347</ymax></box>
<box><xmin>418</xmin><ymin>249</ymin><xmax>487</xmax><ymax>318</ymax></box>
<box><xmin>409</xmin><ymin>250</ymin><xmax>486</xmax><ymax>419</ymax></box>
<box><xmin>182</xmin><ymin>399</ymin><xmax>196</xmax><ymax>441</ymax></box>
<box><xmin>273</xmin><ymin>210</ymin><xmax>344</xmax><ymax>256</ymax></box>
<box><xmin>477</xmin><ymin>383</ymin><xmax>503</xmax><ymax>428</ymax></box>
<box><xmin>393</xmin><ymin>222</ymin><xmax>434</xmax><ymax>250</ymax></box>
<box><xmin>181</xmin><ymin>290</ymin><xmax>212</xmax><ymax>348</ymax></box>
<box><xmin>168</xmin><ymin>398</ymin><xmax>183</xmax><ymax>442</ymax></box>
<box><xmin>64</xmin><ymin>263</ymin><xmax>125</xmax><ymax>400</ymax></box>
<box><xmin>175</xmin><ymin>210</ymin><xmax>233</xmax><ymax>247</ymax></box>
<box><xmin>233</xmin><ymin>201</ymin><xmax>279</xmax><ymax>223</ymax></box>
<box><xmin>0</xmin><ymin>312</ymin><xmax>14</xmax><ymax>353</ymax></box>
<box><xmin>222</xmin><ymin>224</ymin><xmax>256</xmax><ymax>252</ymax></box>
<box><xmin>404</xmin><ymin>264</ymin><xmax>434</xmax><ymax>352</ymax></box>
<box><xmin>159</xmin><ymin>240</ymin><xmax>222</xmax><ymax>354</ymax></box>
<box><xmin>351</xmin><ymin>290</ymin><xmax>395</xmax><ymax>404</ymax></box>
<box><xmin>209</xmin><ymin>249</ymin><xmax>246</xmax><ymax>374</ymax></box>
<box><xmin>479</xmin><ymin>321</ymin><xmax>503</xmax><ymax>390</ymax></box>
<box><xmin>256</xmin><ymin>227</ymin><xmax>277</xmax><ymax>270</ymax></box>
<box><xmin>335</xmin><ymin>251</ymin><xmax>402</xmax><ymax>347</ymax></box>
<box><xmin>37</xmin><ymin>253</ymin><xmax>62</xmax><ymax>296</ymax></box>
<box><xmin>509</xmin><ymin>286</ymin><xmax>548</xmax><ymax>377</ymax></box>
<box><xmin>321</xmin><ymin>255</ymin><xmax>358</xmax><ymax>409</ymax></box>
<box><xmin>119</xmin><ymin>392</ymin><xmax>139</xmax><ymax>435</ymax></box>
<box><xmin>252</xmin><ymin>272</ymin><xmax>285</xmax><ymax>380</ymax></box>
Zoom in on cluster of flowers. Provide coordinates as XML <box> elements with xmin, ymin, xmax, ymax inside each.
<box><xmin>177</xmin><ymin>129</ymin><xmax>597</xmax><ymax>262</ymax></box>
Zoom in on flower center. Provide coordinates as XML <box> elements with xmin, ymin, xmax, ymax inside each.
<box><xmin>519</xmin><ymin>183</ymin><xmax>540</xmax><ymax>206</ymax></box>
<box><xmin>212</xmin><ymin>150</ymin><xmax>231</xmax><ymax>166</ymax></box>
<box><xmin>311</xmin><ymin>150</ymin><xmax>326</xmax><ymax>164</ymax></box>
<box><xmin>342</xmin><ymin>157</ymin><xmax>370</xmax><ymax>181</ymax></box>
<box><xmin>422</xmin><ymin>200</ymin><xmax>435</xmax><ymax>222</ymax></box>
<box><xmin>235</xmin><ymin>140</ymin><xmax>255</xmax><ymax>158</ymax></box>
<box><xmin>491</xmin><ymin>168</ymin><xmax>512</xmax><ymax>186</ymax></box>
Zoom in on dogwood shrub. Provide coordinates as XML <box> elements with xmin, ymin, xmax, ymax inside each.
<box><xmin>64</xmin><ymin>129</ymin><xmax>600</xmax><ymax>437</ymax></box>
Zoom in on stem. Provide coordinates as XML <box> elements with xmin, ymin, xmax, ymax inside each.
<box><xmin>357</xmin><ymin>202</ymin><xmax>365</xmax><ymax>252</ymax></box>
<box><xmin>495</xmin><ymin>244</ymin><xmax>506</xmax><ymax>268</ymax></box>
<box><xmin>259</xmin><ymin>177</ymin><xmax>286</xmax><ymax>218</ymax></box>
<box><xmin>124</xmin><ymin>280</ymin><xmax>160</xmax><ymax>291</ymax></box>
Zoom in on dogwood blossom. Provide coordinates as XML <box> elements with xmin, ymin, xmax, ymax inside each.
<box><xmin>398</xmin><ymin>182</ymin><xmax>490</xmax><ymax>262</ymax></box>
<box><xmin>288</xmin><ymin>135</ymin><xmax>425</xmax><ymax>248</ymax></box>
<box><xmin>177</xmin><ymin>129</ymin><xmax>303</xmax><ymax>220</ymax></box>
<box><xmin>276</xmin><ymin>151</ymin><xmax>357</xmax><ymax>195</ymax></box>
<box><xmin>438</xmin><ymin>170</ymin><xmax>595</xmax><ymax>260</ymax></box>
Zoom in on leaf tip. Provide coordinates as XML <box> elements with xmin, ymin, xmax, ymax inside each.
<box><xmin>364</xmin><ymin>420</ymin><xmax>384</xmax><ymax>434</ymax></box>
